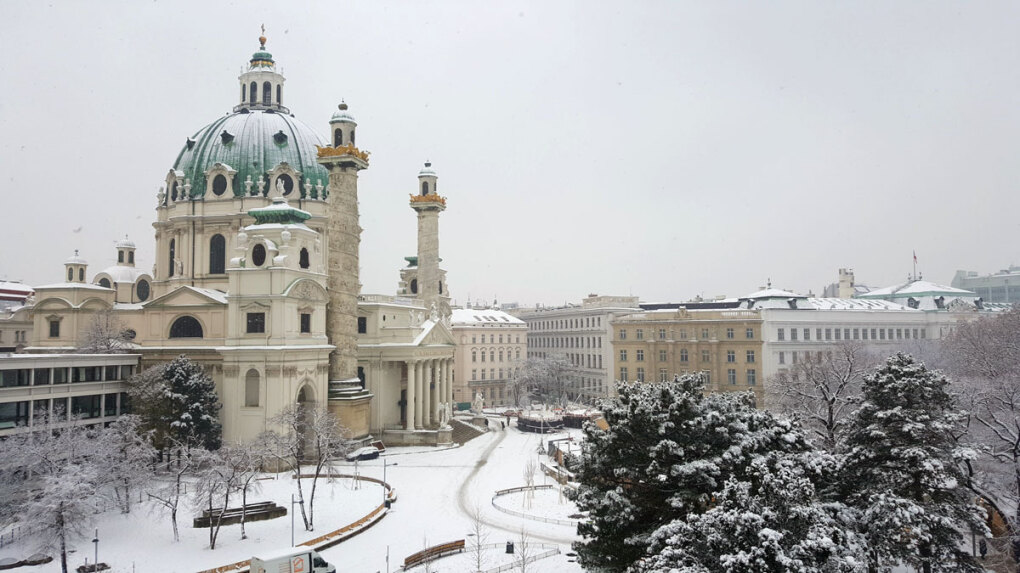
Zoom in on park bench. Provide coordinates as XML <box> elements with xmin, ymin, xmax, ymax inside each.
<box><xmin>402</xmin><ymin>539</ymin><xmax>465</xmax><ymax>569</ymax></box>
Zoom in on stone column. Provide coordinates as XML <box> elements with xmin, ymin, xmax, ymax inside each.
<box><xmin>446</xmin><ymin>358</ymin><xmax>454</xmax><ymax>405</ymax></box>
<box><xmin>414</xmin><ymin>361</ymin><xmax>423</xmax><ymax>429</ymax></box>
<box><xmin>405</xmin><ymin>360</ymin><xmax>416</xmax><ymax>431</ymax></box>
<box><xmin>318</xmin><ymin>153</ymin><xmax>367</xmax><ymax>387</ymax></box>
<box><xmin>423</xmin><ymin>360</ymin><xmax>433</xmax><ymax>427</ymax></box>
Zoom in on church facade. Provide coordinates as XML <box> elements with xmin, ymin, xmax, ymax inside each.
<box><xmin>23</xmin><ymin>36</ymin><xmax>456</xmax><ymax>446</ymax></box>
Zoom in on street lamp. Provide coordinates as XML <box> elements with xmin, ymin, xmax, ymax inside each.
<box><xmin>291</xmin><ymin>494</ymin><xmax>304</xmax><ymax>547</ymax></box>
<box><xmin>92</xmin><ymin>529</ymin><xmax>98</xmax><ymax>571</ymax></box>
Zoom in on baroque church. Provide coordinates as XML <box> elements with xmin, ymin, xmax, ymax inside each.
<box><xmin>26</xmin><ymin>35</ymin><xmax>457</xmax><ymax>446</ymax></box>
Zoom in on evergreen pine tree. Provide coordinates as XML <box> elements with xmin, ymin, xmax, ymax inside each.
<box><xmin>839</xmin><ymin>353</ymin><xmax>986</xmax><ymax>573</ymax></box>
<box><xmin>129</xmin><ymin>354</ymin><xmax>222</xmax><ymax>451</ymax></box>
<box><xmin>572</xmin><ymin>375</ymin><xmax>853</xmax><ymax>572</ymax></box>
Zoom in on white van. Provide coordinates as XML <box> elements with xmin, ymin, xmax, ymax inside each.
<box><xmin>250</xmin><ymin>547</ymin><xmax>336</xmax><ymax>573</ymax></box>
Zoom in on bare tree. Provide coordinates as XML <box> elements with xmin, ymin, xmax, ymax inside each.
<box><xmin>269</xmin><ymin>404</ymin><xmax>350</xmax><ymax>531</ymax></box>
<box><xmin>523</xmin><ymin>458</ymin><xmax>537</xmax><ymax>509</ymax></box>
<box><xmin>192</xmin><ymin>447</ymin><xmax>242</xmax><ymax>550</ymax></box>
<box><xmin>515</xmin><ymin>356</ymin><xmax>577</xmax><ymax>408</ymax></box>
<box><xmin>766</xmin><ymin>341</ymin><xmax>874</xmax><ymax>451</ymax></box>
<box><xmin>469</xmin><ymin>504</ymin><xmax>489</xmax><ymax>572</ymax></box>
<box><xmin>23</xmin><ymin>464</ymin><xmax>99</xmax><ymax>573</ymax></box>
<box><xmin>78</xmin><ymin>308</ymin><xmax>132</xmax><ymax>354</ymax></box>
<box><xmin>147</xmin><ymin>439</ymin><xmax>200</xmax><ymax>542</ymax></box>
<box><xmin>97</xmin><ymin>415</ymin><xmax>155</xmax><ymax>514</ymax></box>
<box><xmin>225</xmin><ymin>440</ymin><xmax>266</xmax><ymax>540</ymax></box>
<box><xmin>516</xmin><ymin>527</ymin><xmax>532</xmax><ymax>573</ymax></box>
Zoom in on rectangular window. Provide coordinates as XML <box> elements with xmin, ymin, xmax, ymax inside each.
<box><xmin>33</xmin><ymin>368</ymin><xmax>50</xmax><ymax>386</ymax></box>
<box><xmin>746</xmin><ymin>328</ymin><xmax>754</xmax><ymax>339</ymax></box>
<box><xmin>71</xmin><ymin>394</ymin><xmax>102</xmax><ymax>419</ymax></box>
<box><xmin>701</xmin><ymin>350</ymin><xmax>710</xmax><ymax>362</ymax></box>
<box><xmin>790</xmin><ymin>328</ymin><xmax>798</xmax><ymax>341</ymax></box>
<box><xmin>619</xmin><ymin>350</ymin><xmax>627</xmax><ymax>362</ymax></box>
<box><xmin>803</xmin><ymin>328</ymin><xmax>810</xmax><ymax>341</ymax></box>
<box><xmin>52</xmin><ymin>368</ymin><xmax>69</xmax><ymax>384</ymax></box>
<box><xmin>727</xmin><ymin>368</ymin><xmax>736</xmax><ymax>385</ymax></box>
<box><xmin>880</xmin><ymin>329</ymin><xmax>886</xmax><ymax>340</ymax></box>
<box><xmin>702</xmin><ymin>371</ymin><xmax>711</xmax><ymax>385</ymax></box>
<box><xmin>680</xmin><ymin>349</ymin><xmax>689</xmax><ymax>362</ymax></box>
<box><xmin>921</xmin><ymin>329</ymin><xmax>926</xmax><ymax>339</ymax></box>
<box><xmin>701</xmin><ymin>328</ymin><xmax>709</xmax><ymax>340</ymax></box>
<box><xmin>747</xmin><ymin>369</ymin><xmax>757</xmax><ymax>385</ymax></box>
<box><xmin>825</xmin><ymin>328</ymin><xmax>831</xmax><ymax>341</ymax></box>
<box><xmin>619</xmin><ymin>329</ymin><xmax>627</xmax><ymax>340</ymax></box>
<box><xmin>844</xmin><ymin>328</ymin><xmax>851</xmax><ymax>340</ymax></box>
<box><xmin>104</xmin><ymin>365</ymin><xmax>119</xmax><ymax>381</ymax></box>
<box><xmin>659</xmin><ymin>350</ymin><xmax>667</xmax><ymax>362</ymax></box>
<box><xmin>678</xmin><ymin>330</ymin><xmax>687</xmax><ymax>340</ymax></box>
<box><xmin>472</xmin><ymin>335</ymin><xmax>476</xmax><ymax>344</ymax></box>
<box><xmin>726</xmin><ymin>350</ymin><xmax>735</xmax><ymax>363</ymax></box>
<box><xmin>246</xmin><ymin>312</ymin><xmax>266</xmax><ymax>334</ymax></box>
<box><xmin>658</xmin><ymin>329</ymin><xmax>666</xmax><ymax>340</ymax></box>
<box><xmin>778</xmin><ymin>351</ymin><xmax>785</xmax><ymax>365</ymax></box>
<box><xmin>119</xmin><ymin>392</ymin><xmax>131</xmax><ymax>414</ymax></box>
<box><xmin>122</xmin><ymin>365</ymin><xmax>133</xmax><ymax>379</ymax></box>
<box><xmin>636</xmin><ymin>329</ymin><xmax>643</xmax><ymax>340</ymax></box>
<box><xmin>835</xmin><ymin>328</ymin><xmax>841</xmax><ymax>340</ymax></box>
<box><xmin>620</xmin><ymin>367</ymin><xmax>628</xmax><ymax>381</ymax></box>
<box><xmin>871</xmin><ymin>328</ymin><xmax>877</xmax><ymax>340</ymax></box>
<box><xmin>636</xmin><ymin>350</ymin><xmax>644</xmax><ymax>362</ymax></box>
<box><xmin>816</xmin><ymin>328</ymin><xmax>822</xmax><ymax>341</ymax></box>
<box><xmin>49</xmin><ymin>320</ymin><xmax>60</xmax><ymax>338</ymax></box>
<box><xmin>72</xmin><ymin>367</ymin><xmax>101</xmax><ymax>383</ymax></box>
<box><xmin>1</xmin><ymin>369</ymin><xmax>30</xmax><ymax>388</ymax></box>
<box><xmin>746</xmin><ymin>350</ymin><xmax>755</xmax><ymax>363</ymax></box>
<box><xmin>636</xmin><ymin>368</ymin><xmax>645</xmax><ymax>382</ymax></box>
<box><xmin>912</xmin><ymin>328</ymin><xmax>919</xmax><ymax>339</ymax></box>
<box><xmin>862</xmin><ymin>328</ymin><xmax>868</xmax><ymax>340</ymax></box>
<box><xmin>104</xmin><ymin>394</ymin><xmax>118</xmax><ymax>417</ymax></box>
<box><xmin>481</xmin><ymin>369</ymin><xmax>486</xmax><ymax>380</ymax></box>
<box><xmin>33</xmin><ymin>399</ymin><xmax>50</xmax><ymax>418</ymax></box>
<box><xmin>726</xmin><ymin>328</ymin><xmax>734</xmax><ymax>339</ymax></box>
<box><xmin>471</xmin><ymin>369</ymin><xmax>477</xmax><ymax>380</ymax></box>
<box><xmin>896</xmin><ymin>329</ymin><xmax>903</xmax><ymax>340</ymax></box>
<box><xmin>0</xmin><ymin>401</ymin><xmax>29</xmax><ymax>429</ymax></box>
<box><xmin>853</xmin><ymin>328</ymin><xmax>859</xmax><ymax>340</ymax></box>
<box><xmin>659</xmin><ymin>368</ymin><xmax>667</xmax><ymax>382</ymax></box>
<box><xmin>301</xmin><ymin>313</ymin><xmax>312</xmax><ymax>334</ymax></box>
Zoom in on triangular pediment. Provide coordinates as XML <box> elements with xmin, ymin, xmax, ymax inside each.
<box><xmin>144</xmin><ymin>286</ymin><xmax>228</xmax><ymax>309</ymax></box>
<box><xmin>413</xmin><ymin>319</ymin><xmax>455</xmax><ymax>347</ymax></box>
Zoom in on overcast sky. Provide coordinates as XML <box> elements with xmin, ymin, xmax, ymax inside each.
<box><xmin>2</xmin><ymin>2</ymin><xmax>1018</xmax><ymax>306</ymax></box>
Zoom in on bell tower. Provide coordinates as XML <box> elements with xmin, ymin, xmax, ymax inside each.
<box><xmin>410</xmin><ymin>162</ymin><xmax>449</xmax><ymax>315</ymax></box>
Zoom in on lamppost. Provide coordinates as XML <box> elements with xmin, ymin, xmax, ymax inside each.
<box><xmin>92</xmin><ymin>529</ymin><xmax>98</xmax><ymax>570</ymax></box>
<box><xmin>383</xmin><ymin>459</ymin><xmax>397</xmax><ymax>505</ymax></box>
<box><xmin>291</xmin><ymin>494</ymin><xmax>304</xmax><ymax>547</ymax></box>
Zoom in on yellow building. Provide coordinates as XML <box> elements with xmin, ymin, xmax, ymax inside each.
<box><xmin>611</xmin><ymin>307</ymin><xmax>764</xmax><ymax>403</ymax></box>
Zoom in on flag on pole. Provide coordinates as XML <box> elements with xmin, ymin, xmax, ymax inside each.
<box><xmin>913</xmin><ymin>251</ymin><xmax>917</xmax><ymax>264</ymax></box>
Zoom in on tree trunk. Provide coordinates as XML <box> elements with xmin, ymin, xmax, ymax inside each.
<box><xmin>240</xmin><ymin>484</ymin><xmax>248</xmax><ymax>540</ymax></box>
<box><xmin>58</xmin><ymin>503</ymin><xmax>68</xmax><ymax>573</ymax></box>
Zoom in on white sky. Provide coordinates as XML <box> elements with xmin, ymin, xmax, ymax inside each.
<box><xmin>2</xmin><ymin>2</ymin><xmax>1019</xmax><ymax>305</ymax></box>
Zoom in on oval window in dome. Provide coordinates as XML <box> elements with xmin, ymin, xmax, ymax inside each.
<box><xmin>136</xmin><ymin>279</ymin><xmax>150</xmax><ymax>302</ymax></box>
<box><xmin>277</xmin><ymin>174</ymin><xmax>294</xmax><ymax>196</ymax></box>
<box><xmin>212</xmin><ymin>174</ymin><xmax>227</xmax><ymax>196</ymax></box>
<box><xmin>252</xmin><ymin>244</ymin><xmax>267</xmax><ymax>267</ymax></box>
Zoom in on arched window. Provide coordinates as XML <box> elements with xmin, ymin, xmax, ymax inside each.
<box><xmin>251</xmin><ymin>244</ymin><xmax>267</xmax><ymax>267</ymax></box>
<box><xmin>334</xmin><ymin>129</ymin><xmax>342</xmax><ymax>147</ymax></box>
<box><xmin>118</xmin><ymin>251</ymin><xmax>124</xmax><ymax>263</ymax></box>
<box><xmin>276</xmin><ymin>84</ymin><xmax>281</xmax><ymax>104</ymax></box>
<box><xmin>67</xmin><ymin>268</ymin><xmax>73</xmax><ymax>282</ymax></box>
<box><xmin>98</xmin><ymin>278</ymin><xmax>111</xmax><ymax>288</ymax></box>
<box><xmin>350</xmin><ymin>130</ymin><xmax>355</xmax><ymax>146</ymax></box>
<box><xmin>421</xmin><ymin>181</ymin><xmax>429</xmax><ymax>196</ymax></box>
<box><xmin>171</xmin><ymin>181</ymin><xmax>178</xmax><ymax>202</ymax></box>
<box><xmin>209</xmin><ymin>234</ymin><xmax>226</xmax><ymax>274</ymax></box>
<box><xmin>169</xmin><ymin>316</ymin><xmax>203</xmax><ymax>338</ymax></box>
<box><xmin>439</xmin><ymin>281</ymin><xmax>443</xmax><ymax>294</ymax></box>
<box><xmin>241</xmin><ymin>84</ymin><xmax>246</xmax><ymax>103</ymax></box>
<box><xmin>262</xmin><ymin>82</ymin><xmax>271</xmax><ymax>105</ymax></box>
<box><xmin>212</xmin><ymin>174</ymin><xmax>227</xmax><ymax>196</ymax></box>
<box><xmin>168</xmin><ymin>239</ymin><xmax>176</xmax><ymax>277</ymax></box>
<box><xmin>79</xmin><ymin>268</ymin><xmax>84</xmax><ymax>281</ymax></box>
<box><xmin>299</xmin><ymin>248</ymin><xmax>310</xmax><ymax>269</ymax></box>
<box><xmin>249</xmin><ymin>81</ymin><xmax>257</xmax><ymax>103</ymax></box>
<box><xmin>245</xmin><ymin>369</ymin><xmax>260</xmax><ymax>407</ymax></box>
<box><xmin>136</xmin><ymin>279</ymin><xmax>150</xmax><ymax>302</ymax></box>
<box><xmin>410</xmin><ymin>278</ymin><xmax>418</xmax><ymax>294</ymax></box>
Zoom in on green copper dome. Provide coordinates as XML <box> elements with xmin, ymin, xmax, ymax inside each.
<box><xmin>172</xmin><ymin>110</ymin><xmax>329</xmax><ymax>198</ymax></box>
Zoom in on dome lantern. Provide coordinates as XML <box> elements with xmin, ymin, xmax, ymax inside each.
<box><xmin>329</xmin><ymin>101</ymin><xmax>358</xmax><ymax>148</ymax></box>
<box><xmin>235</xmin><ymin>29</ymin><xmax>288</xmax><ymax>114</ymax></box>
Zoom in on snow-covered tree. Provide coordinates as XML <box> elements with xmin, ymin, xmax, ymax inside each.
<box><xmin>128</xmin><ymin>355</ymin><xmax>222</xmax><ymax>452</ymax></box>
<box><xmin>636</xmin><ymin>452</ymin><xmax>865</xmax><ymax>572</ymax></box>
<box><xmin>767</xmin><ymin>341</ymin><xmax>872</xmax><ymax>452</ymax></box>
<box><xmin>77</xmin><ymin>308</ymin><xmax>133</xmax><ymax>354</ymax></box>
<box><xmin>193</xmin><ymin>447</ymin><xmax>241</xmax><ymax>550</ymax></box>
<box><xmin>224</xmin><ymin>439</ymin><xmax>267</xmax><ymax>540</ymax></box>
<box><xmin>97</xmin><ymin>415</ymin><xmax>155</xmax><ymax>513</ymax></box>
<box><xmin>571</xmin><ymin>375</ymin><xmax>837</xmax><ymax>572</ymax></box>
<box><xmin>513</xmin><ymin>356</ymin><xmax>577</xmax><ymax>408</ymax></box>
<box><xmin>147</xmin><ymin>439</ymin><xmax>201</xmax><ymax>542</ymax></box>
<box><xmin>838</xmin><ymin>353</ymin><xmax>987</xmax><ymax>573</ymax></box>
<box><xmin>23</xmin><ymin>463</ymin><xmax>100</xmax><ymax>573</ymax></box>
<box><xmin>268</xmin><ymin>404</ymin><xmax>350</xmax><ymax>531</ymax></box>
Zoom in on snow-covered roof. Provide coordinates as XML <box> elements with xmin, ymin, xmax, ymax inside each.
<box><xmin>740</xmin><ymin>288</ymin><xmax>806</xmax><ymax>300</ymax></box>
<box><xmin>115</xmin><ymin>236</ymin><xmax>136</xmax><ymax>249</ymax></box>
<box><xmin>0</xmin><ymin>281</ymin><xmax>34</xmax><ymax>295</ymax></box>
<box><xmin>64</xmin><ymin>251</ymin><xmax>87</xmax><ymax>265</ymax></box>
<box><xmin>96</xmin><ymin>265</ymin><xmax>147</xmax><ymax>284</ymax></box>
<box><xmin>190</xmin><ymin>286</ymin><xmax>228</xmax><ymax>304</ymax></box>
<box><xmin>34</xmin><ymin>282</ymin><xmax>112</xmax><ymax>291</ymax></box>
<box><xmin>857</xmin><ymin>280</ymin><xmax>975</xmax><ymax>299</ymax></box>
<box><xmin>804</xmin><ymin>298</ymin><xmax>911</xmax><ymax>311</ymax></box>
<box><xmin>451</xmin><ymin>308</ymin><xmax>524</xmax><ymax>326</ymax></box>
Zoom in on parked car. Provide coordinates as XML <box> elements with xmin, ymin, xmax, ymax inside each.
<box><xmin>346</xmin><ymin>446</ymin><xmax>380</xmax><ymax>461</ymax></box>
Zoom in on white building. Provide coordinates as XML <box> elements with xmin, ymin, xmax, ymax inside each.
<box><xmin>514</xmin><ymin>294</ymin><xmax>640</xmax><ymax>402</ymax></box>
<box><xmin>450</xmin><ymin>306</ymin><xmax>527</xmax><ymax>409</ymax></box>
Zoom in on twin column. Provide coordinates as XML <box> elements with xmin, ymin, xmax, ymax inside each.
<box><xmin>405</xmin><ymin>358</ymin><xmax>454</xmax><ymax>430</ymax></box>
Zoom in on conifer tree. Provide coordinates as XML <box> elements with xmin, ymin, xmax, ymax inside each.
<box><xmin>129</xmin><ymin>354</ymin><xmax>222</xmax><ymax>452</ymax></box>
<box><xmin>839</xmin><ymin>353</ymin><xmax>986</xmax><ymax>573</ymax></box>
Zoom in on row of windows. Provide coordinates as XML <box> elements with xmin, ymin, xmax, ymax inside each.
<box><xmin>0</xmin><ymin>365</ymin><xmax>134</xmax><ymax>388</ymax></box>
<box><xmin>0</xmin><ymin>330</ymin><xmax>28</xmax><ymax>344</ymax></box>
<box><xmin>167</xmin><ymin>235</ymin><xmax>312</xmax><ymax>279</ymax></box>
<box><xmin>470</xmin><ymin>348</ymin><xmax>522</xmax><ymax>363</ymax></box>
<box><xmin>529</xmin><ymin>317</ymin><xmax>603</xmax><ymax>331</ymax></box>
<box><xmin>619</xmin><ymin>326</ymin><xmax>755</xmax><ymax>341</ymax></box>
<box><xmin>0</xmin><ymin>392</ymin><xmax>129</xmax><ymax>429</ymax></box>
<box><xmin>532</xmin><ymin>336</ymin><xmax>603</xmax><ymax>349</ymax></box>
<box><xmin>564</xmin><ymin>353</ymin><xmax>604</xmax><ymax>370</ymax></box>
<box><xmin>618</xmin><ymin>367</ymin><xmax>757</xmax><ymax>386</ymax></box>
<box><xmin>471</xmin><ymin>334</ymin><xmax>522</xmax><ymax>344</ymax></box>
<box><xmin>776</xmin><ymin>326</ymin><xmax>927</xmax><ymax>342</ymax></box>
<box><xmin>618</xmin><ymin>348</ymin><xmax>751</xmax><ymax>364</ymax></box>
<box><xmin>242</xmin><ymin>81</ymin><xmax>282</xmax><ymax>107</ymax></box>
<box><xmin>471</xmin><ymin>367</ymin><xmax>520</xmax><ymax>382</ymax></box>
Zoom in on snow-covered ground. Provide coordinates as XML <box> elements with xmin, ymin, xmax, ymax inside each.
<box><xmin>0</xmin><ymin>420</ymin><xmax>586</xmax><ymax>573</ymax></box>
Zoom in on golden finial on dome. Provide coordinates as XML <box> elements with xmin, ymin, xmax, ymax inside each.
<box><xmin>259</xmin><ymin>24</ymin><xmax>267</xmax><ymax>48</ymax></box>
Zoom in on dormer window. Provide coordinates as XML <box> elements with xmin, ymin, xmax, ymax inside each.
<box><xmin>220</xmin><ymin>130</ymin><xmax>234</xmax><ymax>144</ymax></box>
<box><xmin>98</xmin><ymin>278</ymin><xmax>111</xmax><ymax>288</ymax></box>
<box><xmin>273</xmin><ymin>130</ymin><xmax>288</xmax><ymax>144</ymax></box>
